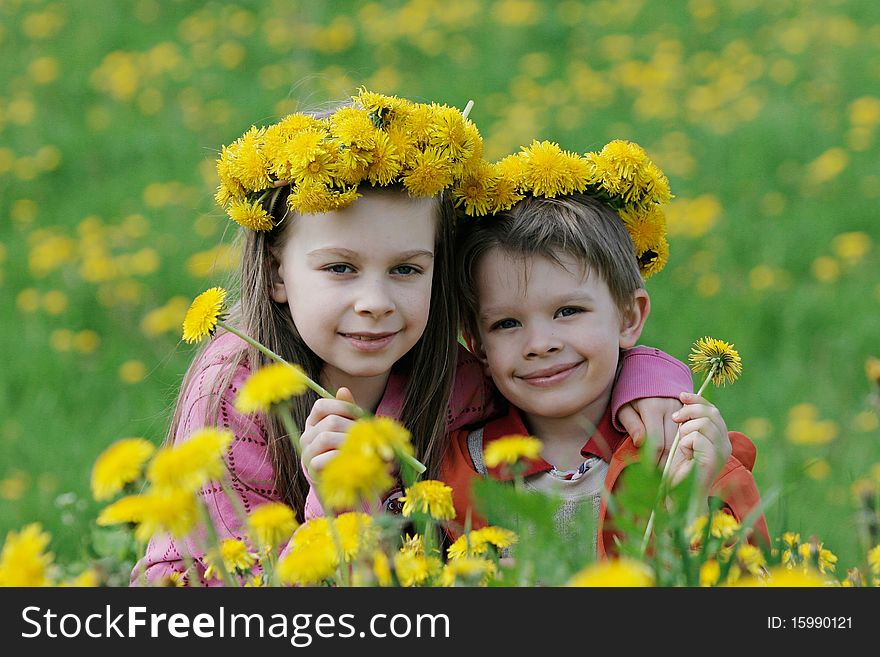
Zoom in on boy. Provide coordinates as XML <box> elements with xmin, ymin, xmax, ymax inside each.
<box><xmin>442</xmin><ymin>193</ymin><xmax>769</xmax><ymax>556</ymax></box>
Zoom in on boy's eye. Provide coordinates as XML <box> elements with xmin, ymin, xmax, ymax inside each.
<box><xmin>325</xmin><ymin>264</ymin><xmax>354</xmax><ymax>274</ymax></box>
<box><xmin>391</xmin><ymin>265</ymin><xmax>422</xmax><ymax>276</ymax></box>
<box><xmin>491</xmin><ymin>318</ymin><xmax>520</xmax><ymax>330</ymax></box>
<box><xmin>556</xmin><ymin>306</ymin><xmax>583</xmax><ymax>318</ymax></box>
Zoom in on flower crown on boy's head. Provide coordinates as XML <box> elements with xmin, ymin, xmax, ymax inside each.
<box><xmin>453</xmin><ymin>139</ymin><xmax>673</xmax><ymax>279</ymax></box>
<box><xmin>214</xmin><ymin>87</ymin><xmax>483</xmax><ymax>230</ymax></box>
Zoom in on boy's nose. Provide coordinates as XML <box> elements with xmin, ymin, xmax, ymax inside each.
<box><xmin>353</xmin><ymin>279</ymin><xmax>395</xmax><ymax>317</ymax></box>
<box><xmin>523</xmin><ymin>326</ymin><xmax>562</xmax><ymax>358</ymax></box>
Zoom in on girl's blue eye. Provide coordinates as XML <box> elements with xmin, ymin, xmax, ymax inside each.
<box><xmin>392</xmin><ymin>265</ymin><xmax>421</xmax><ymax>276</ymax></box>
<box><xmin>492</xmin><ymin>318</ymin><xmax>519</xmax><ymax>330</ymax></box>
<box><xmin>326</xmin><ymin>264</ymin><xmax>354</xmax><ymax>274</ymax></box>
<box><xmin>557</xmin><ymin>306</ymin><xmax>583</xmax><ymax>317</ymax></box>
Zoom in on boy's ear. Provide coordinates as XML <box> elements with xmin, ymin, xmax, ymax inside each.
<box><xmin>463</xmin><ymin>330</ymin><xmax>488</xmax><ymax>364</ymax></box>
<box><xmin>619</xmin><ymin>288</ymin><xmax>650</xmax><ymax>349</ymax></box>
<box><xmin>268</xmin><ymin>248</ymin><xmax>288</xmax><ymax>303</ymax></box>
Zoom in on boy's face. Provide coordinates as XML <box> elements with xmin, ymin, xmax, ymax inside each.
<box><xmin>473</xmin><ymin>249</ymin><xmax>646</xmax><ymax>424</ymax></box>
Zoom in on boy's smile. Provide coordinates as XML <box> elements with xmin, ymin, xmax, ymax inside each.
<box><xmin>474</xmin><ymin>249</ymin><xmax>646</xmax><ymax>433</ymax></box>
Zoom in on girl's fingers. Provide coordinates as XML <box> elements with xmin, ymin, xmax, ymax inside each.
<box><xmin>308</xmin><ymin>449</ymin><xmax>342</xmax><ymax>475</ymax></box>
<box><xmin>304</xmin><ymin>398</ymin><xmax>360</xmax><ymax>428</ymax></box>
<box><xmin>302</xmin><ymin>431</ymin><xmax>348</xmax><ymax>468</ymax></box>
<box><xmin>617</xmin><ymin>403</ymin><xmax>647</xmax><ymax>446</ymax></box>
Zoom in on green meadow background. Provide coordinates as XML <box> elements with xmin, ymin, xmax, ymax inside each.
<box><xmin>1</xmin><ymin>0</ymin><xmax>878</xmax><ymax>571</ymax></box>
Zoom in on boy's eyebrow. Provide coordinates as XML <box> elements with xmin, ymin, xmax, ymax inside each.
<box><xmin>306</xmin><ymin>248</ymin><xmax>434</xmax><ymax>260</ymax></box>
<box><xmin>478</xmin><ymin>293</ymin><xmax>596</xmax><ymax>321</ymax></box>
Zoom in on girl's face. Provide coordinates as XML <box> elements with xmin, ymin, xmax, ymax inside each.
<box><xmin>270</xmin><ymin>188</ymin><xmax>437</xmax><ymax>389</ymax></box>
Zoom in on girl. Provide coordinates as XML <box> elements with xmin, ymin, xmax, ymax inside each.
<box><xmin>132</xmin><ymin>91</ymin><xmax>690</xmax><ymax>585</ymax></box>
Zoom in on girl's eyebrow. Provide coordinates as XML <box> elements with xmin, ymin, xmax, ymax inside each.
<box><xmin>306</xmin><ymin>248</ymin><xmax>434</xmax><ymax>260</ymax></box>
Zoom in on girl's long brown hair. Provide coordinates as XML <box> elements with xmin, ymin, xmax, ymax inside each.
<box><xmin>166</xmin><ymin>185</ymin><xmax>458</xmax><ymax>521</ymax></box>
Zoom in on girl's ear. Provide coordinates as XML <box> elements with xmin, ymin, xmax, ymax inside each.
<box><xmin>619</xmin><ymin>288</ymin><xmax>650</xmax><ymax>349</ymax></box>
<box><xmin>464</xmin><ymin>331</ymin><xmax>488</xmax><ymax>364</ymax></box>
<box><xmin>268</xmin><ymin>248</ymin><xmax>288</xmax><ymax>303</ymax></box>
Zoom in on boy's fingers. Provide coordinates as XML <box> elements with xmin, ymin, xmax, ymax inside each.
<box><xmin>617</xmin><ymin>404</ymin><xmax>646</xmax><ymax>446</ymax></box>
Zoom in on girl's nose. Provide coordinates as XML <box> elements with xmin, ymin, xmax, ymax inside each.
<box><xmin>353</xmin><ymin>278</ymin><xmax>395</xmax><ymax>317</ymax></box>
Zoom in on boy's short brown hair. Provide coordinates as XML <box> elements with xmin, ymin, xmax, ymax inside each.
<box><xmin>457</xmin><ymin>193</ymin><xmax>644</xmax><ymax>340</ymax></box>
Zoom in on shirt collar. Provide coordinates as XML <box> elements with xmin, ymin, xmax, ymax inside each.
<box><xmin>482</xmin><ymin>404</ymin><xmax>627</xmax><ymax>481</ymax></box>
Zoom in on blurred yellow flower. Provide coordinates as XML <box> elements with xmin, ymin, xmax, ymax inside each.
<box><xmin>247</xmin><ymin>502</ymin><xmax>298</xmax><ymax>550</ymax></box>
<box><xmin>568</xmin><ymin>559</ymin><xmax>654</xmax><ymax>587</ymax></box>
<box><xmin>60</xmin><ymin>569</ymin><xmax>100</xmax><ymax>587</ymax></box>
<box><xmin>441</xmin><ymin>556</ymin><xmax>497</xmax><ymax>586</ymax></box>
<box><xmin>700</xmin><ymin>560</ymin><xmax>720</xmax><ymax>587</ymax></box>
<box><xmin>447</xmin><ymin>526</ymin><xmax>518</xmax><ymax>560</ymax></box>
<box><xmin>484</xmin><ymin>435</ymin><xmax>542</xmax><ymax>468</ymax></box>
<box><xmin>394</xmin><ymin>551</ymin><xmax>440</xmax><ymax>587</ymax></box>
<box><xmin>786</xmin><ymin>404</ymin><xmax>838</xmax><ymax>445</ymax></box>
<box><xmin>400</xmin><ymin>480</ymin><xmax>456</xmax><ymax>520</ymax></box>
<box><xmin>831</xmin><ymin>231</ymin><xmax>871</xmax><ymax>263</ymax></box>
<box><xmin>334</xmin><ymin>512</ymin><xmax>378</xmax><ymax>562</ymax></box>
<box><xmin>0</xmin><ymin>523</ymin><xmax>54</xmax><ymax>587</ymax></box>
<box><xmin>205</xmin><ymin>538</ymin><xmax>257</xmax><ymax>581</ymax></box>
<box><xmin>318</xmin><ymin>450</ymin><xmax>393</xmax><ymax>511</ymax></box>
<box><xmin>235</xmin><ymin>363</ymin><xmax>310</xmax><ymax>414</ymax></box>
<box><xmin>119</xmin><ymin>359</ymin><xmax>147</xmax><ymax>384</ymax></box>
<box><xmin>736</xmin><ymin>565</ymin><xmax>827</xmax><ymax>587</ymax></box>
<box><xmin>867</xmin><ymin>545</ymin><xmax>880</xmax><ymax>575</ymax></box>
<box><xmin>866</xmin><ymin>357</ymin><xmax>880</xmax><ymax>386</ymax></box>
<box><xmin>372</xmin><ymin>550</ymin><xmax>393</xmax><ymax>587</ymax></box>
<box><xmin>688</xmin><ymin>336</ymin><xmax>742</xmax><ymax>387</ymax></box>
<box><xmin>147</xmin><ymin>428</ymin><xmax>233</xmax><ymax>493</ymax></box>
<box><xmin>343</xmin><ymin>416</ymin><xmax>414</xmax><ymax>461</ymax></box>
<box><xmin>97</xmin><ymin>489</ymin><xmax>198</xmax><ymax>542</ymax></box>
<box><xmin>182</xmin><ymin>287</ymin><xmax>227</xmax><ymax>343</ymax></box>
<box><xmin>687</xmin><ymin>510</ymin><xmax>741</xmax><ymax>545</ymax></box>
<box><xmin>91</xmin><ymin>437</ymin><xmax>156</xmax><ymax>501</ymax></box>
<box><xmin>277</xmin><ymin>536</ymin><xmax>339</xmax><ymax>586</ymax></box>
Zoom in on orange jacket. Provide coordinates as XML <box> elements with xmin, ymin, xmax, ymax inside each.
<box><xmin>441</xmin><ymin>404</ymin><xmax>770</xmax><ymax>557</ymax></box>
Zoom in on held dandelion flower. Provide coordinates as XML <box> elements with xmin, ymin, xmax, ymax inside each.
<box><xmin>399</xmin><ymin>480</ymin><xmax>456</xmax><ymax>521</ymax></box>
<box><xmin>689</xmin><ymin>336</ymin><xmax>743</xmax><ymax>388</ymax></box>
<box><xmin>483</xmin><ymin>435</ymin><xmax>542</xmax><ymax>468</ymax></box>
<box><xmin>181</xmin><ymin>287</ymin><xmax>227</xmax><ymax>343</ymax></box>
<box><xmin>235</xmin><ymin>363</ymin><xmax>310</xmax><ymax>414</ymax></box>
<box><xmin>90</xmin><ymin>437</ymin><xmax>156</xmax><ymax>501</ymax></box>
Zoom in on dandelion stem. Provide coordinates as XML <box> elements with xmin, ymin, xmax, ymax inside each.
<box><xmin>218</xmin><ymin>320</ymin><xmax>334</xmax><ymax>399</ymax></box>
<box><xmin>640</xmin><ymin>362</ymin><xmax>719</xmax><ymax>556</ymax></box>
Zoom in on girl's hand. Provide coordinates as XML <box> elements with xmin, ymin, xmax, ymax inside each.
<box><xmin>300</xmin><ymin>387</ymin><xmax>359</xmax><ymax>477</ymax></box>
<box><xmin>667</xmin><ymin>392</ymin><xmax>732</xmax><ymax>488</ymax></box>
<box><xmin>617</xmin><ymin>396</ymin><xmax>684</xmax><ymax>465</ymax></box>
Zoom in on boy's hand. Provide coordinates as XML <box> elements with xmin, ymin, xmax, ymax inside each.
<box><xmin>300</xmin><ymin>387</ymin><xmax>359</xmax><ymax>477</ymax></box>
<box><xmin>667</xmin><ymin>392</ymin><xmax>732</xmax><ymax>488</ymax></box>
<box><xmin>618</xmin><ymin>397</ymin><xmax>684</xmax><ymax>465</ymax></box>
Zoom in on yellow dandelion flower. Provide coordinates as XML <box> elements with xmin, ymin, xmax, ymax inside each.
<box><xmin>484</xmin><ymin>435</ymin><xmax>542</xmax><ymax>468</ymax></box>
<box><xmin>354</xmin><ymin>88</ymin><xmax>411</xmax><ymax>126</ymax></box>
<box><xmin>394</xmin><ymin>551</ymin><xmax>440</xmax><ymax>587</ymax></box>
<box><xmin>318</xmin><ymin>450</ymin><xmax>394</xmax><ymax>512</ymax></box>
<box><xmin>736</xmin><ymin>564</ymin><xmax>828</xmax><ymax>587</ymax></box>
<box><xmin>490</xmin><ymin>172</ymin><xmax>525</xmax><ymax>214</ymax></box>
<box><xmin>454</xmin><ymin>160</ymin><xmax>496</xmax><ymax>216</ymax></box>
<box><xmin>495</xmin><ymin>154</ymin><xmax>526</xmax><ymax>187</ymax></box>
<box><xmin>277</xmin><ymin>535</ymin><xmax>339</xmax><ymax>586</ymax></box>
<box><xmin>0</xmin><ymin>523</ymin><xmax>54</xmax><ymax>587</ymax></box>
<box><xmin>568</xmin><ymin>558</ymin><xmax>654</xmax><ymax>587</ymax></box>
<box><xmin>214</xmin><ymin>180</ymin><xmax>243</xmax><ymax>208</ymax></box>
<box><xmin>344</xmin><ymin>416</ymin><xmax>414</xmax><ymax>461</ymax></box>
<box><xmin>561</xmin><ymin>151</ymin><xmax>595</xmax><ymax>193</ymax></box>
<box><xmin>60</xmin><ymin>569</ymin><xmax>100</xmax><ymax>587</ymax></box>
<box><xmin>700</xmin><ymin>560</ymin><xmax>721</xmax><ymax>587</ymax></box>
<box><xmin>182</xmin><ymin>287</ymin><xmax>227</xmax><ymax>343</ymax></box>
<box><xmin>367</xmin><ymin>131</ymin><xmax>402</xmax><ymax>186</ymax></box>
<box><xmin>226</xmin><ymin>197</ymin><xmax>274</xmax><ymax>231</ymax></box>
<box><xmin>441</xmin><ymin>556</ymin><xmax>497</xmax><ymax>587</ymax></box>
<box><xmin>475</xmin><ymin>526</ymin><xmax>517</xmax><ymax>551</ymax></box>
<box><xmin>289</xmin><ymin>148</ymin><xmax>337</xmax><ymax>186</ymax></box>
<box><xmin>90</xmin><ymin>437</ymin><xmax>155</xmax><ymax>501</ymax></box>
<box><xmin>867</xmin><ymin>545</ymin><xmax>880</xmax><ymax>574</ymax></box>
<box><xmin>274</xmin><ymin>128</ymin><xmax>327</xmax><ymax>180</ymax></box>
<box><xmin>818</xmin><ymin>546</ymin><xmax>838</xmax><ymax>574</ymax></box>
<box><xmin>385</xmin><ymin>124</ymin><xmax>420</xmax><ymax>168</ymax></box>
<box><xmin>429</xmin><ymin>105</ymin><xmax>474</xmax><ymax>162</ymax></box>
<box><xmin>866</xmin><ymin>357</ymin><xmax>880</xmax><ymax>386</ymax></box>
<box><xmin>97</xmin><ymin>489</ymin><xmax>198</xmax><ymax>542</ymax></box>
<box><xmin>330</xmin><ymin>106</ymin><xmax>379</xmax><ymax>150</ymax></box>
<box><xmin>399</xmin><ymin>480</ymin><xmax>456</xmax><ymax>520</ymax></box>
<box><xmin>448</xmin><ymin>526</ymin><xmax>518</xmax><ymax>560</ymax></box>
<box><xmin>147</xmin><ymin>428</ymin><xmax>233</xmax><ymax>493</ymax></box>
<box><xmin>736</xmin><ymin>544</ymin><xmax>766</xmax><ymax>576</ymax></box>
<box><xmin>334</xmin><ymin>143</ymin><xmax>372</xmax><ymax>186</ymax></box>
<box><xmin>639</xmin><ymin>161</ymin><xmax>672</xmax><ymax>206</ymax></box>
<box><xmin>372</xmin><ymin>550</ymin><xmax>393</xmax><ymax>586</ymax></box>
<box><xmin>247</xmin><ymin>502</ymin><xmax>298</xmax><ymax>550</ymax></box>
<box><xmin>235</xmin><ymin>363</ymin><xmax>310</xmax><ymax>414</ymax></box>
<box><xmin>402</xmin><ymin>147</ymin><xmax>454</xmax><ymax>197</ymax></box>
<box><xmin>334</xmin><ymin>512</ymin><xmax>377</xmax><ymax>562</ymax></box>
<box><xmin>291</xmin><ymin>517</ymin><xmax>332</xmax><ymax>549</ymax></box>
<box><xmin>689</xmin><ymin>336</ymin><xmax>743</xmax><ymax>387</ymax></box>
<box><xmin>687</xmin><ymin>511</ymin><xmax>741</xmax><ymax>545</ymax></box>
<box><xmin>208</xmin><ymin>538</ymin><xmax>257</xmax><ymax>578</ymax></box>
<box><xmin>225</xmin><ymin>126</ymin><xmax>272</xmax><ymax>192</ymax></box>
<box><xmin>288</xmin><ymin>180</ymin><xmax>359</xmax><ymax>215</ymax></box>
<box><xmin>636</xmin><ymin>237</ymin><xmax>670</xmax><ymax>280</ymax></box>
<box><xmin>519</xmin><ymin>140</ymin><xmax>571</xmax><ymax>198</ymax></box>
<box><xmin>619</xmin><ymin>205</ymin><xmax>667</xmax><ymax>254</ymax></box>
<box><xmin>403</xmin><ymin>103</ymin><xmax>439</xmax><ymax>145</ymax></box>
<box><xmin>782</xmin><ymin>531</ymin><xmax>801</xmax><ymax>549</ymax></box>
<box><xmin>399</xmin><ymin>533</ymin><xmax>424</xmax><ymax>556</ymax></box>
